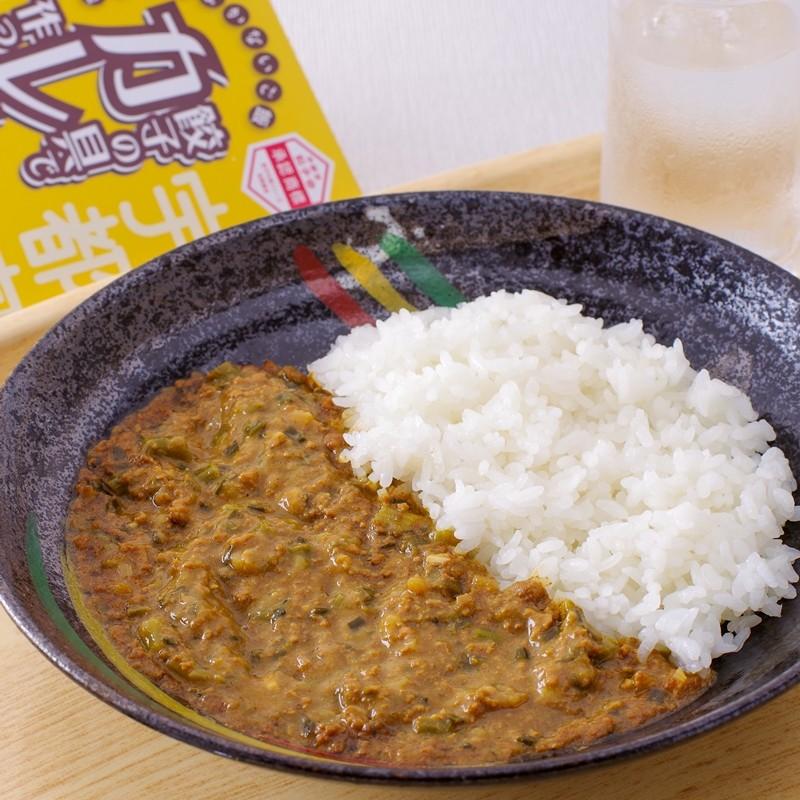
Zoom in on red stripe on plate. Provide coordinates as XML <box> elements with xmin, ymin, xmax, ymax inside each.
<box><xmin>292</xmin><ymin>245</ymin><xmax>375</xmax><ymax>328</ymax></box>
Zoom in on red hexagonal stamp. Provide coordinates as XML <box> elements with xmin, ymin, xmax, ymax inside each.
<box><xmin>242</xmin><ymin>133</ymin><xmax>334</xmax><ymax>214</ymax></box>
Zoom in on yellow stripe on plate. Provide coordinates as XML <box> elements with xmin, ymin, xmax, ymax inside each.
<box><xmin>331</xmin><ymin>242</ymin><xmax>416</xmax><ymax>312</ymax></box>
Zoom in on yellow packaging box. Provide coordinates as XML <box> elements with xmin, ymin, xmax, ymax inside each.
<box><xmin>0</xmin><ymin>0</ymin><xmax>360</xmax><ymax>315</ymax></box>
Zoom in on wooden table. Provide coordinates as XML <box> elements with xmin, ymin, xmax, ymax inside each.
<box><xmin>2</xmin><ymin>135</ymin><xmax>798</xmax><ymax>800</ymax></box>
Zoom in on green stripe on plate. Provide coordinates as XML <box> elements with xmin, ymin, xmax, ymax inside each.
<box><xmin>380</xmin><ymin>233</ymin><xmax>465</xmax><ymax>307</ymax></box>
<box><xmin>25</xmin><ymin>512</ymin><xmax>127</xmax><ymax>688</ymax></box>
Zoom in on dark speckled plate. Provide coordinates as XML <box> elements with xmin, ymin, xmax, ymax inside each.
<box><xmin>1</xmin><ymin>192</ymin><xmax>800</xmax><ymax>783</ymax></box>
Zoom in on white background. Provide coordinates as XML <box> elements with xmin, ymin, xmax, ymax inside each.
<box><xmin>272</xmin><ymin>1</ymin><xmax>609</xmax><ymax>192</ymax></box>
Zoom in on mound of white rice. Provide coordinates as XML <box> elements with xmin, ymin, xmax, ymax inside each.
<box><xmin>310</xmin><ymin>289</ymin><xmax>799</xmax><ymax>671</ymax></box>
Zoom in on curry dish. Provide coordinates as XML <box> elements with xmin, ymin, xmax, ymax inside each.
<box><xmin>66</xmin><ymin>361</ymin><xmax>710</xmax><ymax>765</ymax></box>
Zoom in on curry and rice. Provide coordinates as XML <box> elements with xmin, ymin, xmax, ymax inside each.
<box><xmin>65</xmin><ymin>289</ymin><xmax>799</xmax><ymax>766</ymax></box>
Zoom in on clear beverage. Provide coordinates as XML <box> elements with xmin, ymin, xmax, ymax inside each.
<box><xmin>602</xmin><ymin>0</ymin><xmax>800</xmax><ymax>270</ymax></box>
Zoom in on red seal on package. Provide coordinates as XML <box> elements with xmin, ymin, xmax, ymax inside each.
<box><xmin>242</xmin><ymin>134</ymin><xmax>334</xmax><ymax>214</ymax></box>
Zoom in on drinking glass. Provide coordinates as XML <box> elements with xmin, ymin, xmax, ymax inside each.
<box><xmin>601</xmin><ymin>0</ymin><xmax>800</xmax><ymax>272</ymax></box>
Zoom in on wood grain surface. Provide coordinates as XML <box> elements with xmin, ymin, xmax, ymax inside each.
<box><xmin>2</xmin><ymin>134</ymin><xmax>798</xmax><ymax>800</ymax></box>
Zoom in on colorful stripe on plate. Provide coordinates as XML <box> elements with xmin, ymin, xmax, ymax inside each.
<box><xmin>292</xmin><ymin>245</ymin><xmax>376</xmax><ymax>327</ymax></box>
<box><xmin>331</xmin><ymin>243</ymin><xmax>416</xmax><ymax>313</ymax></box>
<box><xmin>294</xmin><ymin>233</ymin><xmax>464</xmax><ymax>324</ymax></box>
<box><xmin>379</xmin><ymin>233</ymin><xmax>465</xmax><ymax>308</ymax></box>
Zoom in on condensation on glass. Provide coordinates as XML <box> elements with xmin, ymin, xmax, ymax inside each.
<box><xmin>602</xmin><ymin>0</ymin><xmax>800</xmax><ymax>272</ymax></box>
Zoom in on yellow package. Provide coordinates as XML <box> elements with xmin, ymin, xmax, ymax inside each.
<box><xmin>0</xmin><ymin>0</ymin><xmax>360</xmax><ymax>315</ymax></box>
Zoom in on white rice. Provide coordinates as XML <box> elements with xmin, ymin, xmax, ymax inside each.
<box><xmin>310</xmin><ymin>289</ymin><xmax>800</xmax><ymax>672</ymax></box>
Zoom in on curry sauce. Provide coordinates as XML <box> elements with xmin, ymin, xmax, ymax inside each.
<box><xmin>66</xmin><ymin>362</ymin><xmax>710</xmax><ymax>765</ymax></box>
